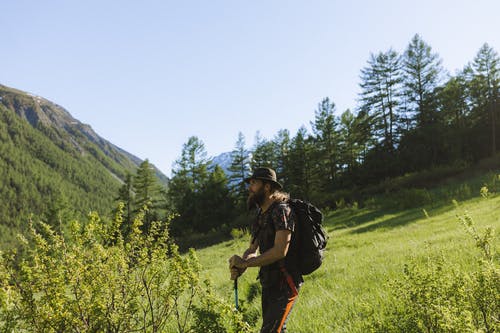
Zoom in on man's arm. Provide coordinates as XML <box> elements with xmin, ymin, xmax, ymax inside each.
<box><xmin>229</xmin><ymin>238</ymin><xmax>259</xmax><ymax>280</ymax></box>
<box><xmin>242</xmin><ymin>238</ymin><xmax>259</xmax><ymax>259</ymax></box>
<box><xmin>231</xmin><ymin>230</ymin><xmax>291</xmax><ymax>269</ymax></box>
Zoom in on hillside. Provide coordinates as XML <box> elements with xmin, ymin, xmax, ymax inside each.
<box><xmin>0</xmin><ymin>84</ymin><xmax>167</xmax><ymax>246</ymax></box>
<box><xmin>197</xmin><ymin>170</ymin><xmax>500</xmax><ymax>332</ymax></box>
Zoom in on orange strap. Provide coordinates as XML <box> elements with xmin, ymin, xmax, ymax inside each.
<box><xmin>280</xmin><ymin>266</ymin><xmax>298</xmax><ymax>297</ymax></box>
<box><xmin>276</xmin><ymin>267</ymin><xmax>299</xmax><ymax>332</ymax></box>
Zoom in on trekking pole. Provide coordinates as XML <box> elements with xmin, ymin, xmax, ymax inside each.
<box><xmin>234</xmin><ymin>278</ymin><xmax>239</xmax><ymax>310</ymax></box>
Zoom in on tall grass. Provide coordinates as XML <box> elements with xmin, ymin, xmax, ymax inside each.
<box><xmin>197</xmin><ymin>178</ymin><xmax>499</xmax><ymax>332</ymax></box>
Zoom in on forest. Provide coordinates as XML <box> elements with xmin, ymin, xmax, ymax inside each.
<box><xmin>158</xmin><ymin>34</ymin><xmax>500</xmax><ymax>239</ymax></box>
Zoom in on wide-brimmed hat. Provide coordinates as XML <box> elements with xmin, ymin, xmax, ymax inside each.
<box><xmin>244</xmin><ymin>167</ymin><xmax>282</xmax><ymax>189</ymax></box>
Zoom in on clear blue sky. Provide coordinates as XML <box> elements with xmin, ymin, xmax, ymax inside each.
<box><xmin>2</xmin><ymin>0</ymin><xmax>499</xmax><ymax>177</ymax></box>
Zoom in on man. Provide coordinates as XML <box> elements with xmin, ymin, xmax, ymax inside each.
<box><xmin>229</xmin><ymin>167</ymin><xmax>303</xmax><ymax>333</ymax></box>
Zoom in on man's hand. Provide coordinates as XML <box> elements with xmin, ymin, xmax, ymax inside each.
<box><xmin>229</xmin><ymin>255</ymin><xmax>247</xmax><ymax>268</ymax></box>
<box><xmin>229</xmin><ymin>255</ymin><xmax>247</xmax><ymax>280</ymax></box>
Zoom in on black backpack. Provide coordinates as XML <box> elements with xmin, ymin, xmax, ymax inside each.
<box><xmin>288</xmin><ymin>199</ymin><xmax>328</xmax><ymax>275</ymax></box>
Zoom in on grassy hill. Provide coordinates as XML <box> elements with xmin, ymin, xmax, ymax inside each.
<box><xmin>196</xmin><ymin>171</ymin><xmax>499</xmax><ymax>332</ymax></box>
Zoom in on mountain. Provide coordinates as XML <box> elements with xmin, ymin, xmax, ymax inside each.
<box><xmin>212</xmin><ymin>151</ymin><xmax>233</xmax><ymax>175</ymax></box>
<box><xmin>0</xmin><ymin>84</ymin><xmax>167</xmax><ymax>245</ymax></box>
<box><xmin>0</xmin><ymin>84</ymin><xmax>168</xmax><ymax>184</ymax></box>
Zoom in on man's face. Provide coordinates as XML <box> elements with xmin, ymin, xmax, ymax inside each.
<box><xmin>247</xmin><ymin>179</ymin><xmax>266</xmax><ymax>210</ymax></box>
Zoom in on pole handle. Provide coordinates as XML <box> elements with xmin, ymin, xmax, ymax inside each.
<box><xmin>234</xmin><ymin>278</ymin><xmax>239</xmax><ymax>310</ymax></box>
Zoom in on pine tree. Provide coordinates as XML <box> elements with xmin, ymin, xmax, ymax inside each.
<box><xmin>398</xmin><ymin>35</ymin><xmax>447</xmax><ymax>168</ymax></box>
<box><xmin>311</xmin><ymin>97</ymin><xmax>340</xmax><ymax>190</ymax></box>
<box><xmin>338</xmin><ymin>109</ymin><xmax>366</xmax><ymax>175</ymax></box>
<box><xmin>228</xmin><ymin>132</ymin><xmax>250</xmax><ymax>210</ymax></box>
<box><xmin>403</xmin><ymin>34</ymin><xmax>444</xmax><ymax>127</ymax></box>
<box><xmin>437</xmin><ymin>72</ymin><xmax>471</xmax><ymax>160</ymax></box>
<box><xmin>467</xmin><ymin>43</ymin><xmax>500</xmax><ymax>157</ymax></box>
<box><xmin>170</xmin><ymin>136</ymin><xmax>211</xmax><ymax>196</ymax></box>
<box><xmin>44</xmin><ymin>190</ymin><xmax>72</xmax><ymax>233</ymax></box>
<box><xmin>439</xmin><ymin>73</ymin><xmax>470</xmax><ymax>128</ymax></box>
<box><xmin>194</xmin><ymin>165</ymin><xmax>234</xmax><ymax>232</ymax></box>
<box><xmin>168</xmin><ymin>136</ymin><xmax>212</xmax><ymax>234</ymax></box>
<box><xmin>116</xmin><ymin>172</ymin><xmax>134</xmax><ymax>235</ymax></box>
<box><xmin>359</xmin><ymin>49</ymin><xmax>403</xmax><ymax>150</ymax></box>
<box><xmin>134</xmin><ymin>159</ymin><xmax>162</xmax><ymax>231</ymax></box>
<box><xmin>287</xmin><ymin>126</ymin><xmax>314</xmax><ymax>200</ymax></box>
<box><xmin>250</xmin><ymin>132</ymin><xmax>276</xmax><ymax>169</ymax></box>
<box><xmin>273</xmin><ymin>129</ymin><xmax>291</xmax><ymax>186</ymax></box>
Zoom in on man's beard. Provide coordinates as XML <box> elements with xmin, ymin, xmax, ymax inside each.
<box><xmin>247</xmin><ymin>187</ymin><xmax>266</xmax><ymax>211</ymax></box>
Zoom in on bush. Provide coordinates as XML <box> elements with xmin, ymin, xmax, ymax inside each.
<box><xmin>396</xmin><ymin>188</ymin><xmax>432</xmax><ymax>209</ymax></box>
<box><xmin>451</xmin><ymin>183</ymin><xmax>472</xmax><ymax>201</ymax></box>
<box><xmin>0</xmin><ymin>203</ymin><xmax>251</xmax><ymax>332</ymax></box>
<box><xmin>372</xmin><ymin>253</ymin><xmax>476</xmax><ymax>332</ymax></box>
<box><xmin>190</xmin><ymin>279</ymin><xmax>252</xmax><ymax>333</ymax></box>
<box><xmin>366</xmin><ymin>208</ymin><xmax>499</xmax><ymax>332</ymax></box>
<box><xmin>486</xmin><ymin>174</ymin><xmax>500</xmax><ymax>193</ymax></box>
<box><xmin>375</xmin><ymin>188</ymin><xmax>432</xmax><ymax>210</ymax></box>
<box><xmin>365</xmin><ymin>162</ymin><xmax>469</xmax><ymax>195</ymax></box>
<box><xmin>230</xmin><ymin>227</ymin><xmax>250</xmax><ymax>240</ymax></box>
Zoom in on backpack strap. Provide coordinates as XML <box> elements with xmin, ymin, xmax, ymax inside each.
<box><xmin>279</xmin><ymin>263</ymin><xmax>299</xmax><ymax>296</ymax></box>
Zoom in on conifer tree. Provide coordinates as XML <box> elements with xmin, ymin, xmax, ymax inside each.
<box><xmin>250</xmin><ymin>132</ymin><xmax>276</xmax><ymax>169</ymax></box>
<box><xmin>134</xmin><ymin>159</ymin><xmax>162</xmax><ymax>231</ymax></box>
<box><xmin>287</xmin><ymin>126</ymin><xmax>314</xmax><ymax>199</ymax></box>
<box><xmin>399</xmin><ymin>35</ymin><xmax>447</xmax><ymax>168</ymax></box>
<box><xmin>116</xmin><ymin>172</ymin><xmax>134</xmax><ymax>235</ymax></box>
<box><xmin>439</xmin><ymin>73</ymin><xmax>470</xmax><ymax>128</ymax></box>
<box><xmin>44</xmin><ymin>190</ymin><xmax>72</xmax><ymax>233</ymax></box>
<box><xmin>273</xmin><ymin>129</ymin><xmax>291</xmax><ymax>186</ymax></box>
<box><xmin>173</xmin><ymin>136</ymin><xmax>211</xmax><ymax>192</ymax></box>
<box><xmin>359</xmin><ymin>49</ymin><xmax>403</xmax><ymax>150</ymax></box>
<box><xmin>437</xmin><ymin>73</ymin><xmax>471</xmax><ymax>160</ymax></box>
<box><xmin>228</xmin><ymin>132</ymin><xmax>250</xmax><ymax>209</ymax></box>
<box><xmin>467</xmin><ymin>43</ymin><xmax>500</xmax><ymax>157</ymax></box>
<box><xmin>168</xmin><ymin>136</ymin><xmax>212</xmax><ymax>234</ymax></box>
<box><xmin>311</xmin><ymin>97</ymin><xmax>340</xmax><ymax>190</ymax></box>
<box><xmin>338</xmin><ymin>109</ymin><xmax>366</xmax><ymax>175</ymax></box>
<box><xmin>194</xmin><ymin>165</ymin><xmax>234</xmax><ymax>232</ymax></box>
<box><xmin>403</xmin><ymin>34</ymin><xmax>444</xmax><ymax>127</ymax></box>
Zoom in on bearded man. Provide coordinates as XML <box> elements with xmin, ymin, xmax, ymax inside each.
<box><xmin>229</xmin><ymin>167</ymin><xmax>302</xmax><ymax>333</ymax></box>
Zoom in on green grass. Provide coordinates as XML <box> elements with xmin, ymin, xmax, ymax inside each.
<box><xmin>195</xmin><ymin>181</ymin><xmax>499</xmax><ymax>332</ymax></box>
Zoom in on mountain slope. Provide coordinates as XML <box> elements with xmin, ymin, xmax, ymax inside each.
<box><xmin>0</xmin><ymin>84</ymin><xmax>167</xmax><ymax>245</ymax></box>
<box><xmin>0</xmin><ymin>84</ymin><xmax>167</xmax><ymax>183</ymax></box>
<box><xmin>212</xmin><ymin>151</ymin><xmax>233</xmax><ymax>175</ymax></box>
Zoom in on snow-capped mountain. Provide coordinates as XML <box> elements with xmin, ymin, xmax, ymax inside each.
<box><xmin>212</xmin><ymin>151</ymin><xmax>233</xmax><ymax>175</ymax></box>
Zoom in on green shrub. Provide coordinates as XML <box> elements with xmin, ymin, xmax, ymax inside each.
<box><xmin>230</xmin><ymin>227</ymin><xmax>249</xmax><ymax>240</ymax></box>
<box><xmin>486</xmin><ymin>174</ymin><xmax>500</xmax><ymax>193</ymax></box>
<box><xmin>335</xmin><ymin>197</ymin><xmax>347</xmax><ymax>209</ymax></box>
<box><xmin>381</xmin><ymin>254</ymin><xmax>475</xmax><ymax>332</ymax></box>
<box><xmin>377</xmin><ymin>188</ymin><xmax>432</xmax><ymax>210</ymax></box>
<box><xmin>367</xmin><ymin>163</ymin><xmax>469</xmax><ymax>194</ymax></box>
<box><xmin>366</xmin><ymin>208</ymin><xmax>499</xmax><ymax>333</ymax></box>
<box><xmin>397</xmin><ymin>188</ymin><xmax>432</xmax><ymax>209</ymax></box>
<box><xmin>453</xmin><ymin>183</ymin><xmax>472</xmax><ymax>200</ymax></box>
<box><xmin>0</xmin><ymin>203</ymin><xmax>251</xmax><ymax>332</ymax></box>
<box><xmin>481</xmin><ymin>186</ymin><xmax>490</xmax><ymax>198</ymax></box>
<box><xmin>190</xmin><ymin>280</ymin><xmax>252</xmax><ymax>333</ymax></box>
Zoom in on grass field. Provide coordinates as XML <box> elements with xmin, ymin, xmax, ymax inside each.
<box><xmin>195</xmin><ymin>178</ymin><xmax>499</xmax><ymax>332</ymax></box>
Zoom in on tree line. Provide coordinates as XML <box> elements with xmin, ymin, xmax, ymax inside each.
<box><xmin>114</xmin><ymin>34</ymin><xmax>500</xmax><ymax>237</ymax></box>
<box><xmin>83</xmin><ymin>35</ymin><xmax>500</xmax><ymax>239</ymax></box>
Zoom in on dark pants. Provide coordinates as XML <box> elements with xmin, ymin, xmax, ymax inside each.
<box><xmin>260</xmin><ymin>271</ymin><xmax>300</xmax><ymax>333</ymax></box>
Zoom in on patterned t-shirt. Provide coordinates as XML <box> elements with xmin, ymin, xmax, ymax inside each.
<box><xmin>251</xmin><ymin>201</ymin><xmax>300</xmax><ymax>274</ymax></box>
